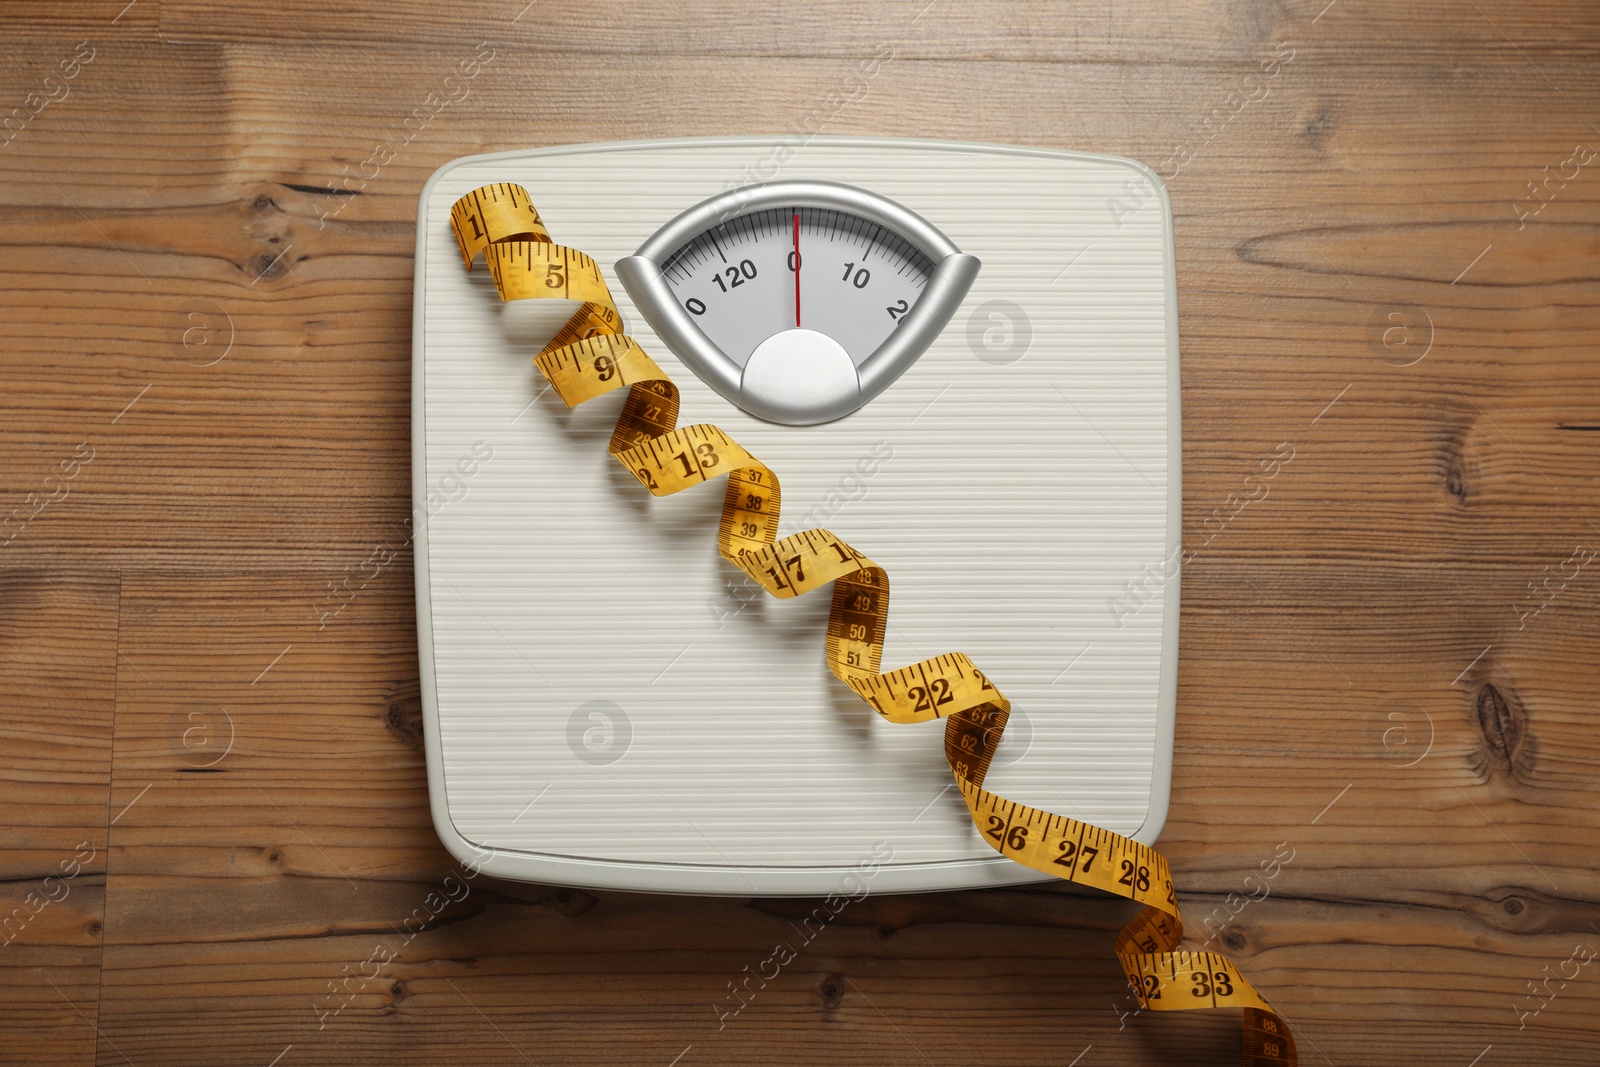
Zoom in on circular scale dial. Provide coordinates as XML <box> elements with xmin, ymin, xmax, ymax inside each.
<box><xmin>615</xmin><ymin>180</ymin><xmax>979</xmax><ymax>425</ymax></box>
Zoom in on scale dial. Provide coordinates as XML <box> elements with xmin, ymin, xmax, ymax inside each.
<box><xmin>616</xmin><ymin>181</ymin><xmax>979</xmax><ymax>426</ymax></box>
<box><xmin>661</xmin><ymin>207</ymin><xmax>932</xmax><ymax>368</ymax></box>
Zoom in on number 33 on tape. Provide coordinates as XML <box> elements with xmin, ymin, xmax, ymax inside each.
<box><xmin>449</xmin><ymin>182</ymin><xmax>1299</xmax><ymax>1067</ymax></box>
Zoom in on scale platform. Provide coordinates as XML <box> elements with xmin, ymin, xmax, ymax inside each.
<box><xmin>412</xmin><ymin>137</ymin><xmax>1179</xmax><ymax>895</ymax></box>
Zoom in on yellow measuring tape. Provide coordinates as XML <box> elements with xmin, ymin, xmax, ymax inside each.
<box><xmin>449</xmin><ymin>182</ymin><xmax>1298</xmax><ymax>1065</ymax></box>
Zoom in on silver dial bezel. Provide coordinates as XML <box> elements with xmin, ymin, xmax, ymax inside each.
<box><xmin>615</xmin><ymin>179</ymin><xmax>980</xmax><ymax>425</ymax></box>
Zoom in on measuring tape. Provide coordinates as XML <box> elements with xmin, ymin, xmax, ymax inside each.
<box><xmin>449</xmin><ymin>182</ymin><xmax>1298</xmax><ymax>1065</ymax></box>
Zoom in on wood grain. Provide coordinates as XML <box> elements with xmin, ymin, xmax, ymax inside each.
<box><xmin>0</xmin><ymin>572</ymin><xmax>116</xmax><ymax>1067</ymax></box>
<box><xmin>2</xmin><ymin>0</ymin><xmax>1598</xmax><ymax>1064</ymax></box>
<box><xmin>152</xmin><ymin>0</ymin><xmax>1600</xmax><ymax>65</ymax></box>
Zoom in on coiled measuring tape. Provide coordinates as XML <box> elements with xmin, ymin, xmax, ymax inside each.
<box><xmin>449</xmin><ymin>182</ymin><xmax>1298</xmax><ymax>1066</ymax></box>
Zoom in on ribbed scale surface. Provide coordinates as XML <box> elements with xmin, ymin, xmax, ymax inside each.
<box><xmin>415</xmin><ymin>139</ymin><xmax>1178</xmax><ymax>893</ymax></box>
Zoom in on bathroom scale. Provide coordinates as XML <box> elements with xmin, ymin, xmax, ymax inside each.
<box><xmin>412</xmin><ymin>136</ymin><xmax>1180</xmax><ymax>895</ymax></box>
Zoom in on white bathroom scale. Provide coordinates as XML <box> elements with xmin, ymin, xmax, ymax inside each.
<box><xmin>412</xmin><ymin>137</ymin><xmax>1180</xmax><ymax>895</ymax></box>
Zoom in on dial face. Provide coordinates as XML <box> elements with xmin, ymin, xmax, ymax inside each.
<box><xmin>614</xmin><ymin>180</ymin><xmax>979</xmax><ymax>426</ymax></box>
<box><xmin>660</xmin><ymin>207</ymin><xmax>934</xmax><ymax>368</ymax></box>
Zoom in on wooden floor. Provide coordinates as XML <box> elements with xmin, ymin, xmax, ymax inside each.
<box><xmin>4</xmin><ymin>1</ymin><xmax>1599</xmax><ymax>1064</ymax></box>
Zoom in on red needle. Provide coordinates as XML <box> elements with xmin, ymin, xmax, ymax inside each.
<box><xmin>792</xmin><ymin>210</ymin><xmax>801</xmax><ymax>328</ymax></box>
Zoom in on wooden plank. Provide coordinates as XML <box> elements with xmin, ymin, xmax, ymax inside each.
<box><xmin>5</xmin><ymin>1</ymin><xmax>157</xmax><ymax>38</ymax></box>
<box><xmin>0</xmin><ymin>913</ymin><xmax>106</xmax><ymax>1067</ymax></box>
<box><xmin>97</xmin><ymin>878</ymin><xmax>1245</xmax><ymax>1065</ymax></box>
<box><xmin>1166</xmin><ymin>560</ymin><xmax>1600</xmax><ymax>895</ymax></box>
<box><xmin>0</xmin><ymin>572</ymin><xmax>117</xmax><ymax>860</ymax></box>
<box><xmin>0</xmin><ymin>570</ymin><xmax>117</xmax><ymax>1067</ymax></box>
<box><xmin>103</xmin><ymin>573</ymin><xmax>431</xmax><ymax>880</ymax></box>
<box><xmin>153</xmin><ymin>0</ymin><xmax>1600</xmax><ymax>65</ymax></box>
